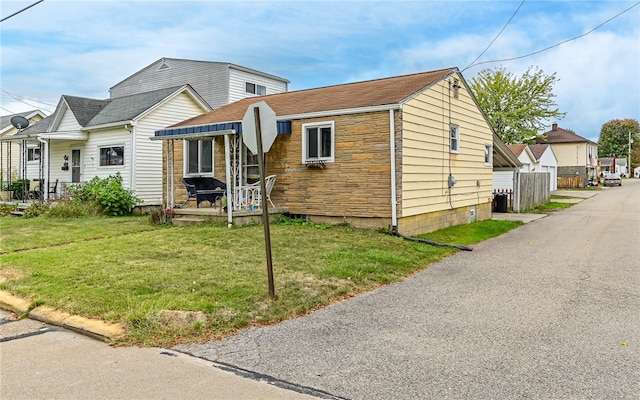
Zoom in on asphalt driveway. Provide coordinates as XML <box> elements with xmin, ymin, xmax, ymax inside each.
<box><xmin>175</xmin><ymin>181</ymin><xmax>640</xmax><ymax>399</ymax></box>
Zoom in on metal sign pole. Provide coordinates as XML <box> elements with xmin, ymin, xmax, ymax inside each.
<box><xmin>253</xmin><ymin>107</ymin><xmax>276</xmax><ymax>298</ymax></box>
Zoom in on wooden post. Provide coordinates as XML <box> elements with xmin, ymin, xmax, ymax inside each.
<box><xmin>253</xmin><ymin>107</ymin><xmax>275</xmax><ymax>298</ymax></box>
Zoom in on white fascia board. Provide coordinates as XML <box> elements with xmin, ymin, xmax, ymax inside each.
<box><xmin>49</xmin><ymin>97</ymin><xmax>72</xmax><ymax>133</ymax></box>
<box><xmin>280</xmin><ymin>104</ymin><xmax>400</xmax><ymax>121</ymax></box>
<box><xmin>83</xmin><ymin>121</ymin><xmax>132</xmax><ymax>131</ymax></box>
<box><xmin>39</xmin><ymin>131</ymin><xmax>88</xmax><ymax>140</ymax></box>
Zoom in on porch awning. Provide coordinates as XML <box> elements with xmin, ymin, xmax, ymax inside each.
<box><xmin>153</xmin><ymin>120</ymin><xmax>292</xmax><ymax>140</ymax></box>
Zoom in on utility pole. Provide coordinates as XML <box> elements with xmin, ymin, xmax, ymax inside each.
<box><xmin>629</xmin><ymin>130</ymin><xmax>633</xmax><ymax>178</ymax></box>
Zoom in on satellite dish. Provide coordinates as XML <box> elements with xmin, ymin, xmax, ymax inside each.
<box><xmin>10</xmin><ymin>115</ymin><xmax>30</xmax><ymax>130</ymax></box>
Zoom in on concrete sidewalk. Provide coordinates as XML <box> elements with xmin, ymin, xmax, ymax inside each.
<box><xmin>0</xmin><ymin>300</ymin><xmax>325</xmax><ymax>400</ymax></box>
<box><xmin>491</xmin><ymin>211</ymin><xmax>547</xmax><ymax>223</ymax></box>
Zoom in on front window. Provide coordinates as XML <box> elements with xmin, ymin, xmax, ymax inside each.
<box><xmin>186</xmin><ymin>139</ymin><xmax>213</xmax><ymax>175</ymax></box>
<box><xmin>99</xmin><ymin>146</ymin><xmax>124</xmax><ymax>166</ymax></box>
<box><xmin>450</xmin><ymin>124</ymin><xmax>460</xmax><ymax>153</ymax></box>
<box><xmin>303</xmin><ymin>121</ymin><xmax>334</xmax><ymax>163</ymax></box>
<box><xmin>27</xmin><ymin>148</ymin><xmax>40</xmax><ymax>161</ymax></box>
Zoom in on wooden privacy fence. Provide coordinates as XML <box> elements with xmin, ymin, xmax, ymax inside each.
<box><xmin>518</xmin><ymin>172</ymin><xmax>550</xmax><ymax>211</ymax></box>
<box><xmin>557</xmin><ymin>176</ymin><xmax>585</xmax><ymax>189</ymax></box>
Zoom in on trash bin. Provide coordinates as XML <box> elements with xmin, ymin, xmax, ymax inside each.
<box><xmin>495</xmin><ymin>193</ymin><xmax>508</xmax><ymax>213</ymax></box>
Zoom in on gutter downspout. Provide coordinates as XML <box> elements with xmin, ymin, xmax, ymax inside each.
<box><xmin>388</xmin><ymin>104</ymin><xmax>472</xmax><ymax>251</ymax></box>
<box><xmin>125</xmin><ymin>123</ymin><xmax>135</xmax><ymax>192</ymax></box>
<box><xmin>389</xmin><ymin>109</ymin><xmax>398</xmax><ymax>229</ymax></box>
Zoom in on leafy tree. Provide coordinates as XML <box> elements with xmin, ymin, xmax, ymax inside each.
<box><xmin>470</xmin><ymin>66</ymin><xmax>566</xmax><ymax>144</ymax></box>
<box><xmin>598</xmin><ymin>119</ymin><xmax>640</xmax><ymax>169</ymax></box>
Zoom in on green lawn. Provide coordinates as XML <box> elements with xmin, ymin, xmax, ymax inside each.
<box><xmin>0</xmin><ymin>215</ymin><xmax>521</xmax><ymax>346</ymax></box>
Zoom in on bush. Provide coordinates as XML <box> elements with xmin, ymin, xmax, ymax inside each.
<box><xmin>0</xmin><ymin>203</ymin><xmax>18</xmax><ymax>216</ymax></box>
<box><xmin>23</xmin><ymin>202</ymin><xmax>50</xmax><ymax>218</ymax></box>
<box><xmin>46</xmin><ymin>195</ymin><xmax>102</xmax><ymax>218</ymax></box>
<box><xmin>67</xmin><ymin>173</ymin><xmax>141</xmax><ymax>216</ymax></box>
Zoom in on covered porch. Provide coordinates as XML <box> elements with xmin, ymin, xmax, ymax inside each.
<box><xmin>152</xmin><ymin>124</ymin><xmax>289</xmax><ymax>226</ymax></box>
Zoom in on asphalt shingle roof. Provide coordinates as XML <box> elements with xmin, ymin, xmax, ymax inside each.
<box><xmin>536</xmin><ymin>125</ymin><xmax>595</xmax><ymax>145</ymax></box>
<box><xmin>87</xmin><ymin>85</ymin><xmax>184</xmax><ymax>126</ymax></box>
<box><xmin>529</xmin><ymin>144</ymin><xmax>549</xmax><ymax>160</ymax></box>
<box><xmin>1</xmin><ymin>110</ymin><xmax>37</xmax><ymax>130</ymax></box>
<box><xmin>171</xmin><ymin>68</ymin><xmax>455</xmax><ymax>127</ymax></box>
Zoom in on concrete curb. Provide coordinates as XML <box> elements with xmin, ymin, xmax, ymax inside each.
<box><xmin>0</xmin><ymin>290</ymin><xmax>124</xmax><ymax>343</ymax></box>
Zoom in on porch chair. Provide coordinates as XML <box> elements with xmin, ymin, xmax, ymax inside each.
<box><xmin>254</xmin><ymin>175</ymin><xmax>276</xmax><ymax>208</ymax></box>
<box><xmin>28</xmin><ymin>179</ymin><xmax>43</xmax><ymax>200</ymax></box>
<box><xmin>49</xmin><ymin>179</ymin><xmax>59</xmax><ymax>199</ymax></box>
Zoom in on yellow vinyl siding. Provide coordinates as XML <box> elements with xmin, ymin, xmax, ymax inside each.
<box><xmin>551</xmin><ymin>143</ymin><xmax>588</xmax><ymax>167</ymax></box>
<box><xmin>400</xmin><ymin>74</ymin><xmax>493</xmax><ymax>219</ymax></box>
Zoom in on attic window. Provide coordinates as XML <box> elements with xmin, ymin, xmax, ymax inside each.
<box><xmin>246</xmin><ymin>82</ymin><xmax>266</xmax><ymax>95</ymax></box>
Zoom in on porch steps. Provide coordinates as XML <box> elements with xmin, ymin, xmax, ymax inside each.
<box><xmin>171</xmin><ymin>215</ymin><xmax>209</xmax><ymax>226</ymax></box>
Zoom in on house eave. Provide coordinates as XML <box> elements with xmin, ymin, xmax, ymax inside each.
<box><xmin>39</xmin><ymin>131</ymin><xmax>89</xmax><ymax>141</ymax></box>
<box><xmin>280</xmin><ymin>104</ymin><xmax>401</xmax><ymax>121</ymax></box>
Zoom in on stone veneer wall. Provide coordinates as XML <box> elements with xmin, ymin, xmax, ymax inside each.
<box><xmin>398</xmin><ymin>203</ymin><xmax>492</xmax><ymax>236</ymax></box>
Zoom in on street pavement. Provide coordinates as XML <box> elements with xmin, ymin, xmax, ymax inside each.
<box><xmin>175</xmin><ymin>180</ymin><xmax>640</xmax><ymax>399</ymax></box>
<box><xmin>1</xmin><ymin>182</ymin><xmax>638</xmax><ymax>399</ymax></box>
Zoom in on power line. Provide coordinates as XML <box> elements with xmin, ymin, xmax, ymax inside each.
<box><xmin>1</xmin><ymin>89</ymin><xmax>54</xmax><ymax>114</ymax></box>
<box><xmin>462</xmin><ymin>0</ymin><xmax>526</xmax><ymax>72</ymax></box>
<box><xmin>465</xmin><ymin>1</ymin><xmax>640</xmax><ymax>71</ymax></box>
<box><xmin>0</xmin><ymin>0</ymin><xmax>45</xmax><ymax>23</ymax></box>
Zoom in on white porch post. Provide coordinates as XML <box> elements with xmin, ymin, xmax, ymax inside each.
<box><xmin>224</xmin><ymin>134</ymin><xmax>233</xmax><ymax>227</ymax></box>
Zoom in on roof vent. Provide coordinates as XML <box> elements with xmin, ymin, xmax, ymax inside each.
<box><xmin>158</xmin><ymin>60</ymin><xmax>171</xmax><ymax>71</ymax></box>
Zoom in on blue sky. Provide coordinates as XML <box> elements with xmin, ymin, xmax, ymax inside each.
<box><xmin>1</xmin><ymin>0</ymin><xmax>638</xmax><ymax>142</ymax></box>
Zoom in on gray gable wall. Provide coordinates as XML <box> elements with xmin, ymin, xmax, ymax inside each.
<box><xmin>109</xmin><ymin>59</ymin><xmax>231</xmax><ymax>109</ymax></box>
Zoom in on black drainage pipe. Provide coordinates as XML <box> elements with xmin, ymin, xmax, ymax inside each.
<box><xmin>393</xmin><ymin>229</ymin><xmax>474</xmax><ymax>251</ymax></box>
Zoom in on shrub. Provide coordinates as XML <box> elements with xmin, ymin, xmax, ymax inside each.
<box><xmin>23</xmin><ymin>202</ymin><xmax>50</xmax><ymax>218</ymax></box>
<box><xmin>67</xmin><ymin>173</ymin><xmax>141</xmax><ymax>216</ymax></box>
<box><xmin>0</xmin><ymin>203</ymin><xmax>18</xmax><ymax>216</ymax></box>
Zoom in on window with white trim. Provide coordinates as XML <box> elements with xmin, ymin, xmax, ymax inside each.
<box><xmin>302</xmin><ymin>121</ymin><xmax>334</xmax><ymax>163</ymax></box>
<box><xmin>450</xmin><ymin>124</ymin><xmax>460</xmax><ymax>153</ymax></box>
<box><xmin>484</xmin><ymin>144</ymin><xmax>493</xmax><ymax>165</ymax></box>
<box><xmin>245</xmin><ymin>82</ymin><xmax>266</xmax><ymax>95</ymax></box>
<box><xmin>99</xmin><ymin>146</ymin><xmax>124</xmax><ymax>166</ymax></box>
<box><xmin>27</xmin><ymin>148</ymin><xmax>40</xmax><ymax>161</ymax></box>
<box><xmin>186</xmin><ymin>139</ymin><xmax>213</xmax><ymax>175</ymax></box>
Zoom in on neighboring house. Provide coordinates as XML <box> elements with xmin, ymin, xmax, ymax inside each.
<box><xmin>0</xmin><ymin>110</ymin><xmax>46</xmax><ymax>187</ymax></box>
<box><xmin>535</xmin><ymin>123</ymin><xmax>598</xmax><ymax>182</ymax></box>
<box><xmin>154</xmin><ymin>68</ymin><xmax>521</xmax><ymax>235</ymax></box>
<box><xmin>494</xmin><ymin>143</ymin><xmax>558</xmax><ymax>208</ymax></box>
<box><xmin>599</xmin><ymin>157</ymin><xmax>628</xmax><ymax>177</ymax></box>
<box><xmin>110</xmin><ymin>58</ymin><xmax>290</xmax><ymax>109</ymax></box>
<box><xmin>493</xmin><ymin>144</ymin><xmax>537</xmax><ymax>191</ymax></box>
<box><xmin>2</xmin><ymin>58</ymin><xmax>290</xmax><ymax>207</ymax></box>
<box><xmin>529</xmin><ymin>144</ymin><xmax>558</xmax><ymax>191</ymax></box>
<box><xmin>9</xmin><ymin>85</ymin><xmax>211</xmax><ymax>206</ymax></box>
